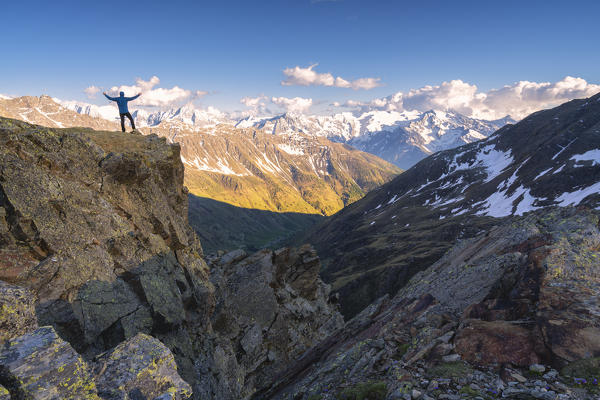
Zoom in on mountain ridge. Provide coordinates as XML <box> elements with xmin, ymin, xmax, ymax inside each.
<box><xmin>50</xmin><ymin>96</ymin><xmax>514</xmax><ymax>169</ymax></box>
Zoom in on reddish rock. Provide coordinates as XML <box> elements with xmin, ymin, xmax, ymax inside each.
<box><xmin>455</xmin><ymin>319</ymin><xmax>540</xmax><ymax>367</ymax></box>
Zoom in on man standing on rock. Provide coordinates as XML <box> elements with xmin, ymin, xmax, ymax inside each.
<box><xmin>103</xmin><ymin>91</ymin><xmax>141</xmax><ymax>133</ymax></box>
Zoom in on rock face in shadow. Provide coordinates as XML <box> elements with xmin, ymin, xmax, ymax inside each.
<box><xmin>0</xmin><ymin>117</ymin><xmax>215</xmax><ymax>390</ymax></box>
<box><xmin>256</xmin><ymin>207</ymin><xmax>600</xmax><ymax>399</ymax></box>
<box><xmin>0</xmin><ymin>117</ymin><xmax>344</xmax><ymax>399</ymax></box>
<box><xmin>208</xmin><ymin>245</ymin><xmax>344</xmax><ymax>396</ymax></box>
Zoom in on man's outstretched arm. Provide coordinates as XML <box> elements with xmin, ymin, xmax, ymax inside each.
<box><xmin>103</xmin><ymin>92</ymin><xmax>117</xmax><ymax>101</ymax></box>
<box><xmin>126</xmin><ymin>93</ymin><xmax>141</xmax><ymax>101</ymax></box>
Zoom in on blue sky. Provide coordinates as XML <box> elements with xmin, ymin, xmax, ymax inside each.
<box><xmin>1</xmin><ymin>0</ymin><xmax>599</xmax><ymax>117</ymax></box>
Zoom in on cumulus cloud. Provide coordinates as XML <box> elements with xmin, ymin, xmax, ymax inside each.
<box><xmin>340</xmin><ymin>76</ymin><xmax>600</xmax><ymax>120</ymax></box>
<box><xmin>84</xmin><ymin>85</ymin><xmax>101</xmax><ymax>99</ymax></box>
<box><xmin>281</xmin><ymin>64</ymin><xmax>382</xmax><ymax>90</ymax></box>
<box><xmin>271</xmin><ymin>96</ymin><xmax>313</xmax><ymax>113</ymax></box>
<box><xmin>239</xmin><ymin>95</ymin><xmax>313</xmax><ymax>115</ymax></box>
<box><xmin>103</xmin><ymin>76</ymin><xmax>207</xmax><ymax>107</ymax></box>
<box><xmin>239</xmin><ymin>95</ymin><xmax>270</xmax><ymax>116</ymax></box>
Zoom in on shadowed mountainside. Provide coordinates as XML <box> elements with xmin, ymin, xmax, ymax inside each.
<box><xmin>300</xmin><ymin>92</ymin><xmax>600</xmax><ymax>318</ymax></box>
<box><xmin>188</xmin><ymin>195</ymin><xmax>324</xmax><ymax>254</ymax></box>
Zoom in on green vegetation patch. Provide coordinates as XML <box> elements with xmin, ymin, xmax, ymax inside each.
<box><xmin>427</xmin><ymin>361</ymin><xmax>474</xmax><ymax>380</ymax></box>
<box><xmin>337</xmin><ymin>381</ymin><xmax>387</xmax><ymax>400</ymax></box>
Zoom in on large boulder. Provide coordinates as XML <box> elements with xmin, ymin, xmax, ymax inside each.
<box><xmin>93</xmin><ymin>333</ymin><xmax>192</xmax><ymax>400</ymax></box>
<box><xmin>0</xmin><ymin>326</ymin><xmax>99</xmax><ymax>399</ymax></box>
<box><xmin>0</xmin><ymin>280</ymin><xmax>37</xmax><ymax>343</ymax></box>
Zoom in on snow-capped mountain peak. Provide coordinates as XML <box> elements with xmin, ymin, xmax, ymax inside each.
<box><xmin>237</xmin><ymin>109</ymin><xmax>514</xmax><ymax>169</ymax></box>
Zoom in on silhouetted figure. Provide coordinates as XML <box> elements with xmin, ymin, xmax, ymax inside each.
<box><xmin>103</xmin><ymin>91</ymin><xmax>141</xmax><ymax>132</ymax></box>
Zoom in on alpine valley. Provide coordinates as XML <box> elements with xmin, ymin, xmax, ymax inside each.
<box><xmin>0</xmin><ymin>94</ymin><xmax>515</xmax><ymax>253</ymax></box>
<box><xmin>0</xmin><ymin>95</ymin><xmax>400</xmax><ymax>252</ymax></box>
<box><xmin>0</xmin><ymin>92</ymin><xmax>599</xmax><ymax>400</ymax></box>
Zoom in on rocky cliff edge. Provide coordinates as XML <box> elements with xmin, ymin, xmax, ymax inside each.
<box><xmin>0</xmin><ymin>117</ymin><xmax>343</xmax><ymax>399</ymax></box>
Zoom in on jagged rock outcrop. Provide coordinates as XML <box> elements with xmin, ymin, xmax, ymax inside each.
<box><xmin>0</xmin><ymin>117</ymin><xmax>214</xmax><ymax>388</ymax></box>
<box><xmin>207</xmin><ymin>245</ymin><xmax>344</xmax><ymax>396</ymax></box>
<box><xmin>0</xmin><ymin>117</ymin><xmax>344</xmax><ymax>399</ymax></box>
<box><xmin>256</xmin><ymin>207</ymin><xmax>600</xmax><ymax>399</ymax></box>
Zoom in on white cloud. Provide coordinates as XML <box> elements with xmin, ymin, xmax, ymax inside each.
<box><xmin>239</xmin><ymin>95</ymin><xmax>313</xmax><ymax>115</ymax></box>
<box><xmin>84</xmin><ymin>86</ymin><xmax>101</xmax><ymax>99</ymax></box>
<box><xmin>271</xmin><ymin>96</ymin><xmax>313</xmax><ymax>113</ymax></box>
<box><xmin>281</xmin><ymin>64</ymin><xmax>382</xmax><ymax>90</ymax></box>
<box><xmin>239</xmin><ymin>95</ymin><xmax>270</xmax><ymax>117</ymax></box>
<box><xmin>241</xmin><ymin>95</ymin><xmax>268</xmax><ymax>109</ymax></box>
<box><xmin>341</xmin><ymin>76</ymin><xmax>600</xmax><ymax>120</ymax></box>
<box><xmin>104</xmin><ymin>76</ymin><xmax>207</xmax><ymax>107</ymax></box>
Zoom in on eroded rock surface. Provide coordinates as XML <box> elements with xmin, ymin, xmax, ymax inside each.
<box><xmin>0</xmin><ymin>118</ymin><xmax>215</xmax><ymax>393</ymax></box>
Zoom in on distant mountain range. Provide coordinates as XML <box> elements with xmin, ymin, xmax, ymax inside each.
<box><xmin>300</xmin><ymin>92</ymin><xmax>600</xmax><ymax>317</ymax></box>
<box><xmin>237</xmin><ymin>110</ymin><xmax>513</xmax><ymax>169</ymax></box>
<box><xmin>47</xmin><ymin>96</ymin><xmax>514</xmax><ymax>170</ymax></box>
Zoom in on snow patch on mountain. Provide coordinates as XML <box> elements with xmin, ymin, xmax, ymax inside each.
<box><xmin>476</xmin><ymin>185</ymin><xmax>541</xmax><ymax>218</ymax></box>
<box><xmin>556</xmin><ymin>181</ymin><xmax>600</xmax><ymax>206</ymax></box>
<box><xmin>571</xmin><ymin>149</ymin><xmax>600</xmax><ymax>166</ymax></box>
<box><xmin>277</xmin><ymin>143</ymin><xmax>304</xmax><ymax>155</ymax></box>
<box><xmin>181</xmin><ymin>154</ymin><xmax>248</xmax><ymax>176</ymax></box>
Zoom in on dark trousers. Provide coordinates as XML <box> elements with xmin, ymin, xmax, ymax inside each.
<box><xmin>119</xmin><ymin>112</ymin><xmax>135</xmax><ymax>132</ymax></box>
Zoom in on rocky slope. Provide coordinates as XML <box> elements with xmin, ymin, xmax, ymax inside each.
<box><xmin>0</xmin><ymin>95</ymin><xmax>117</xmax><ymax>130</ymax></box>
<box><xmin>257</xmin><ymin>206</ymin><xmax>600</xmax><ymax>400</ymax></box>
<box><xmin>0</xmin><ymin>116</ymin><xmax>342</xmax><ymax>399</ymax></box>
<box><xmin>301</xmin><ymin>92</ymin><xmax>600</xmax><ymax>318</ymax></box>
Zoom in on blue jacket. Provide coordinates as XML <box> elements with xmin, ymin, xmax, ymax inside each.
<box><xmin>104</xmin><ymin>93</ymin><xmax>140</xmax><ymax>114</ymax></box>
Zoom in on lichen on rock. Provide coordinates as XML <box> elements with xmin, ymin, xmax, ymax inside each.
<box><xmin>0</xmin><ymin>326</ymin><xmax>99</xmax><ymax>399</ymax></box>
<box><xmin>93</xmin><ymin>333</ymin><xmax>192</xmax><ymax>400</ymax></box>
<box><xmin>0</xmin><ymin>280</ymin><xmax>38</xmax><ymax>343</ymax></box>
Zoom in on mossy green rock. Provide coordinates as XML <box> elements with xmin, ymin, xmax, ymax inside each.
<box><xmin>0</xmin><ymin>385</ymin><xmax>9</xmax><ymax>400</ymax></box>
<box><xmin>94</xmin><ymin>333</ymin><xmax>192</xmax><ymax>400</ymax></box>
<box><xmin>0</xmin><ymin>326</ymin><xmax>99</xmax><ymax>399</ymax></box>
